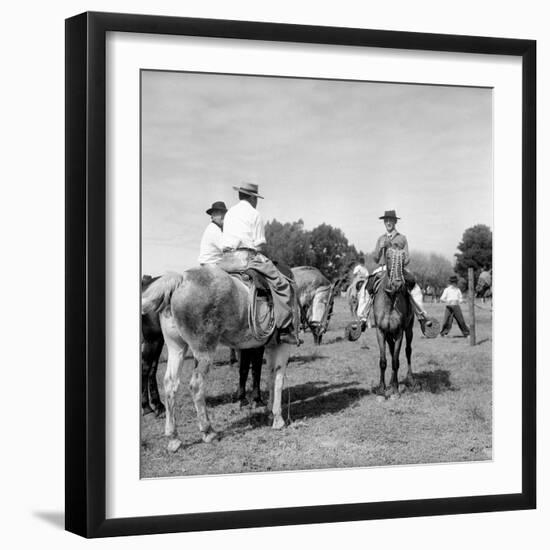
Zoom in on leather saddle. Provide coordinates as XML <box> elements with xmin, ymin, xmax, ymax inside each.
<box><xmin>216</xmin><ymin>252</ymin><xmax>270</xmax><ymax>295</ymax></box>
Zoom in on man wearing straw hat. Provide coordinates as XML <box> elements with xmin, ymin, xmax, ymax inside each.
<box><xmin>197</xmin><ymin>201</ymin><xmax>227</xmax><ymax>265</ymax></box>
<box><xmin>221</xmin><ymin>182</ymin><xmax>301</xmax><ymax>345</ymax></box>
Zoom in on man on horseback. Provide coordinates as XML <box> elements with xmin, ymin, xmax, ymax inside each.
<box><xmin>221</xmin><ymin>182</ymin><xmax>301</xmax><ymax>345</ymax></box>
<box><xmin>198</xmin><ymin>201</ymin><xmax>227</xmax><ymax>265</ymax></box>
<box><xmin>360</xmin><ymin>210</ymin><xmax>431</xmax><ymax>327</ymax></box>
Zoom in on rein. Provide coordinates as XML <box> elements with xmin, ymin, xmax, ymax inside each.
<box><xmin>317</xmin><ymin>283</ymin><xmax>337</xmax><ymax>334</ymax></box>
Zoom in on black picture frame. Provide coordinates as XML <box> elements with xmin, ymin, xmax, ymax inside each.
<box><xmin>65</xmin><ymin>11</ymin><xmax>536</xmax><ymax>538</ymax></box>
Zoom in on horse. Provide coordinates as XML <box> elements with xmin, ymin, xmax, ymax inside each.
<box><xmin>142</xmin><ymin>264</ymin><xmax>291</xmax><ymax>451</ymax></box>
<box><xmin>236</xmin><ymin>266</ymin><xmax>338</xmax><ymax>407</ymax></box>
<box><xmin>372</xmin><ymin>248</ymin><xmax>415</xmax><ymax>399</ymax></box>
<box><xmin>424</xmin><ymin>284</ymin><xmax>436</xmax><ymax>303</ymax></box>
<box><xmin>476</xmin><ymin>273</ymin><xmax>492</xmax><ymax>303</ymax></box>
<box><xmin>291</xmin><ymin>266</ymin><xmax>339</xmax><ymax>345</ymax></box>
<box><xmin>346</xmin><ymin>275</ymin><xmax>368</xmax><ymax>321</ymax></box>
<box><xmin>141</xmin><ymin>275</ymin><xmax>166</xmax><ymax>417</ymax></box>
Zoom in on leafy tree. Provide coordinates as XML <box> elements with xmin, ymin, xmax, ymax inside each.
<box><xmin>454</xmin><ymin>224</ymin><xmax>492</xmax><ymax>280</ymax></box>
<box><xmin>309</xmin><ymin>223</ymin><xmax>354</xmax><ymax>280</ymax></box>
<box><xmin>408</xmin><ymin>251</ymin><xmax>454</xmax><ymax>292</ymax></box>
<box><xmin>264</xmin><ymin>219</ymin><xmax>365</xmax><ymax>281</ymax></box>
<box><xmin>264</xmin><ymin>219</ymin><xmax>314</xmax><ymax>267</ymax></box>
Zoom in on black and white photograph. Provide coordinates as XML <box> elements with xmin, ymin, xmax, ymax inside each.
<box><xmin>140</xmin><ymin>69</ymin><xmax>493</xmax><ymax>478</ymax></box>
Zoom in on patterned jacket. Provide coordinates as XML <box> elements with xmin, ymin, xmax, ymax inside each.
<box><xmin>374</xmin><ymin>231</ymin><xmax>410</xmax><ymax>267</ymax></box>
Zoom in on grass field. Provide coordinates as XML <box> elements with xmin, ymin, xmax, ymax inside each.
<box><xmin>140</xmin><ymin>297</ymin><xmax>492</xmax><ymax>478</ymax></box>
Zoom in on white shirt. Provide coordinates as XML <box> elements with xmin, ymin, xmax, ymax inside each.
<box><xmin>440</xmin><ymin>286</ymin><xmax>463</xmax><ymax>305</ymax></box>
<box><xmin>197</xmin><ymin>222</ymin><xmax>223</xmax><ymax>264</ymax></box>
<box><xmin>221</xmin><ymin>200</ymin><xmax>266</xmax><ymax>251</ymax></box>
<box><xmin>352</xmin><ymin>264</ymin><xmax>369</xmax><ymax>278</ymax></box>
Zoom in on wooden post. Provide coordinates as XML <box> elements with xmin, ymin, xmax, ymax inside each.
<box><xmin>468</xmin><ymin>267</ymin><xmax>476</xmax><ymax>346</ymax></box>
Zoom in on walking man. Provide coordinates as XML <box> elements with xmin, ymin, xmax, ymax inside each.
<box><xmin>221</xmin><ymin>182</ymin><xmax>301</xmax><ymax>345</ymax></box>
<box><xmin>440</xmin><ymin>275</ymin><xmax>470</xmax><ymax>337</ymax></box>
<box><xmin>197</xmin><ymin>201</ymin><xmax>227</xmax><ymax>265</ymax></box>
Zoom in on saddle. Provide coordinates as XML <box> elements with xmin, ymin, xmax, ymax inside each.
<box><xmin>217</xmin><ymin>250</ymin><xmax>275</xmax><ymax>340</ymax></box>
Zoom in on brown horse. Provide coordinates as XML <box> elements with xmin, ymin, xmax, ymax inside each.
<box><xmin>142</xmin><ymin>266</ymin><xmax>291</xmax><ymax>451</ymax></box>
<box><xmin>372</xmin><ymin>248</ymin><xmax>415</xmax><ymax>398</ymax></box>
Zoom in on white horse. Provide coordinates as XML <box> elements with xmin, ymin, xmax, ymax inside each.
<box><xmin>142</xmin><ymin>266</ymin><xmax>291</xmax><ymax>452</ymax></box>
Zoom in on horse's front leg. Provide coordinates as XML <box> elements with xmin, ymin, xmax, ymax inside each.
<box><xmin>237</xmin><ymin>349</ymin><xmax>251</xmax><ymax>407</ymax></box>
<box><xmin>404</xmin><ymin>322</ymin><xmax>415</xmax><ymax>388</ymax></box>
<box><xmin>148</xmin><ymin>340</ymin><xmax>165</xmax><ymax>417</ymax></box>
<box><xmin>389</xmin><ymin>331</ymin><xmax>403</xmax><ymax>399</ymax></box>
<box><xmin>375</xmin><ymin>328</ymin><xmax>387</xmax><ymax>396</ymax></box>
<box><xmin>265</xmin><ymin>344</ymin><xmax>289</xmax><ymax>429</ymax></box>
<box><xmin>250</xmin><ymin>346</ymin><xmax>265</xmax><ymax>407</ymax></box>
<box><xmin>189</xmin><ymin>354</ymin><xmax>217</xmax><ymax>443</ymax></box>
<box><xmin>141</xmin><ymin>349</ymin><xmax>154</xmax><ymax>416</ymax></box>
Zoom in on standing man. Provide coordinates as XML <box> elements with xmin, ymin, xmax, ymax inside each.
<box><xmin>440</xmin><ymin>275</ymin><xmax>470</xmax><ymax>337</ymax></box>
<box><xmin>221</xmin><ymin>182</ymin><xmax>300</xmax><ymax>345</ymax></box>
<box><xmin>368</xmin><ymin>210</ymin><xmax>431</xmax><ymax>325</ymax></box>
<box><xmin>197</xmin><ymin>201</ymin><xmax>227</xmax><ymax>265</ymax></box>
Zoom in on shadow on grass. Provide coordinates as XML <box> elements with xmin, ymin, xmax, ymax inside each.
<box><xmin>409</xmin><ymin>369</ymin><xmax>453</xmax><ymax>394</ymax></box>
<box><xmin>223</xmin><ymin>380</ymin><xmax>368</xmax><ymax>433</ymax></box>
<box><xmin>289</xmin><ymin>353</ymin><xmax>329</xmax><ymax>364</ymax></box>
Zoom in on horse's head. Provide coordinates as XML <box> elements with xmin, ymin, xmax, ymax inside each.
<box><xmin>308</xmin><ymin>281</ymin><xmax>338</xmax><ymax>345</ymax></box>
<box><xmin>384</xmin><ymin>248</ymin><xmax>407</xmax><ymax>294</ymax></box>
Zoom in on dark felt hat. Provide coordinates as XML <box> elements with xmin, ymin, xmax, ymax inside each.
<box><xmin>232</xmin><ymin>182</ymin><xmax>264</xmax><ymax>199</ymax></box>
<box><xmin>379</xmin><ymin>210</ymin><xmax>400</xmax><ymax>220</ymax></box>
<box><xmin>449</xmin><ymin>275</ymin><xmax>458</xmax><ymax>283</ymax></box>
<box><xmin>205</xmin><ymin>201</ymin><xmax>228</xmax><ymax>215</ymax></box>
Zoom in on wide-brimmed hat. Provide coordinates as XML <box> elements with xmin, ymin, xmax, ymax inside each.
<box><xmin>205</xmin><ymin>201</ymin><xmax>228</xmax><ymax>215</ymax></box>
<box><xmin>449</xmin><ymin>275</ymin><xmax>458</xmax><ymax>283</ymax></box>
<box><xmin>232</xmin><ymin>182</ymin><xmax>264</xmax><ymax>199</ymax></box>
<box><xmin>379</xmin><ymin>210</ymin><xmax>400</xmax><ymax>220</ymax></box>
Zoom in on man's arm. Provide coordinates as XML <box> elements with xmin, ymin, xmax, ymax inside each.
<box><xmin>373</xmin><ymin>235</ymin><xmax>385</xmax><ymax>264</ymax></box>
<box><xmin>253</xmin><ymin>211</ymin><xmax>267</xmax><ymax>254</ymax></box>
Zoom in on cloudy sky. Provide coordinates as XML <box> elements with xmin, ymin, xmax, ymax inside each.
<box><xmin>141</xmin><ymin>70</ymin><xmax>492</xmax><ymax>275</ymax></box>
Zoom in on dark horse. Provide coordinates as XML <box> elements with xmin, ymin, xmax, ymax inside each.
<box><xmin>141</xmin><ymin>275</ymin><xmax>165</xmax><ymax>417</ymax></box>
<box><xmin>373</xmin><ymin>248</ymin><xmax>415</xmax><ymax>399</ymax></box>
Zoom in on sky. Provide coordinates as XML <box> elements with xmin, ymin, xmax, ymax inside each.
<box><xmin>141</xmin><ymin>70</ymin><xmax>492</xmax><ymax>275</ymax></box>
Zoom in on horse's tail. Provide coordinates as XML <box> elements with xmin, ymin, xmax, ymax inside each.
<box><xmin>141</xmin><ymin>272</ymin><xmax>184</xmax><ymax>314</ymax></box>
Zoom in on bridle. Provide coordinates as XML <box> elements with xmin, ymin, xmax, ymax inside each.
<box><xmin>310</xmin><ymin>281</ymin><xmax>338</xmax><ymax>336</ymax></box>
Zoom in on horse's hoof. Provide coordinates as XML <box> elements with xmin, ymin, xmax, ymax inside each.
<box><xmin>376</xmin><ymin>395</ymin><xmax>386</xmax><ymax>403</ymax></box>
<box><xmin>239</xmin><ymin>398</ymin><xmax>249</xmax><ymax>409</ymax></box>
<box><xmin>154</xmin><ymin>405</ymin><xmax>166</xmax><ymax>418</ymax></box>
<box><xmin>167</xmin><ymin>438</ymin><xmax>182</xmax><ymax>453</ymax></box>
<box><xmin>271</xmin><ymin>416</ymin><xmax>285</xmax><ymax>430</ymax></box>
<box><xmin>252</xmin><ymin>398</ymin><xmax>266</xmax><ymax>409</ymax></box>
<box><xmin>390</xmin><ymin>392</ymin><xmax>400</xmax><ymax>400</ymax></box>
<box><xmin>202</xmin><ymin>429</ymin><xmax>219</xmax><ymax>443</ymax></box>
<box><xmin>142</xmin><ymin>405</ymin><xmax>154</xmax><ymax>416</ymax></box>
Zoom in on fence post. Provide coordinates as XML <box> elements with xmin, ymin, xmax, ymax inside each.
<box><xmin>468</xmin><ymin>267</ymin><xmax>476</xmax><ymax>346</ymax></box>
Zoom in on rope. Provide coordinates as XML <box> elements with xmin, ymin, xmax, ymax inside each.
<box><xmin>247</xmin><ymin>286</ymin><xmax>276</xmax><ymax>341</ymax></box>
